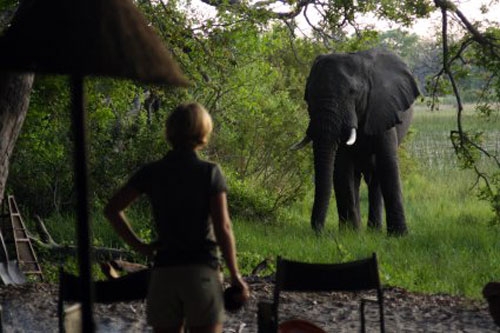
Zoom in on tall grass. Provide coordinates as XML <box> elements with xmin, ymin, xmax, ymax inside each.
<box><xmin>233</xmin><ymin>103</ymin><xmax>500</xmax><ymax>299</ymax></box>
<box><xmin>408</xmin><ymin>103</ymin><xmax>500</xmax><ymax>172</ymax></box>
<box><xmin>40</xmin><ymin>103</ymin><xmax>500</xmax><ymax>298</ymax></box>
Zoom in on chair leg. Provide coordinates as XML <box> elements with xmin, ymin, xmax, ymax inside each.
<box><xmin>58</xmin><ymin>268</ymin><xmax>65</xmax><ymax>333</ymax></box>
<box><xmin>362</xmin><ymin>297</ymin><xmax>386</xmax><ymax>332</ymax></box>
<box><xmin>360</xmin><ymin>301</ymin><xmax>366</xmax><ymax>333</ymax></box>
<box><xmin>379</xmin><ymin>300</ymin><xmax>385</xmax><ymax>333</ymax></box>
<box><xmin>258</xmin><ymin>302</ymin><xmax>277</xmax><ymax>333</ymax></box>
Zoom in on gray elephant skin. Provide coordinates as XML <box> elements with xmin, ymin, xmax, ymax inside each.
<box><xmin>293</xmin><ymin>48</ymin><xmax>420</xmax><ymax>235</ymax></box>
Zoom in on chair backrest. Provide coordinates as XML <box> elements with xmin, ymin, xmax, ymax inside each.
<box><xmin>259</xmin><ymin>253</ymin><xmax>384</xmax><ymax>333</ymax></box>
<box><xmin>273</xmin><ymin>253</ymin><xmax>382</xmax><ymax>309</ymax></box>
<box><xmin>276</xmin><ymin>253</ymin><xmax>380</xmax><ymax>291</ymax></box>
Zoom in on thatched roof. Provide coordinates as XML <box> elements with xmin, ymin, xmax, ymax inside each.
<box><xmin>0</xmin><ymin>0</ymin><xmax>189</xmax><ymax>86</ymax></box>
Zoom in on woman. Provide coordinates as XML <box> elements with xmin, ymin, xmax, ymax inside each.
<box><xmin>104</xmin><ymin>102</ymin><xmax>250</xmax><ymax>333</ymax></box>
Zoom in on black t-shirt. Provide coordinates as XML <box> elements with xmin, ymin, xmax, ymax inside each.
<box><xmin>127</xmin><ymin>149</ymin><xmax>227</xmax><ymax>267</ymax></box>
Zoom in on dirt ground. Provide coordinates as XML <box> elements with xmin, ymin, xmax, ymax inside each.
<box><xmin>0</xmin><ymin>278</ymin><xmax>498</xmax><ymax>332</ymax></box>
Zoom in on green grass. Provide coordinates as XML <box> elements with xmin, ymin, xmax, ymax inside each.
<box><xmin>232</xmin><ymin>102</ymin><xmax>500</xmax><ymax>299</ymax></box>
<box><xmin>233</xmin><ymin>192</ymin><xmax>500</xmax><ymax>298</ymax></box>
<box><xmin>40</xmin><ymin>102</ymin><xmax>500</xmax><ymax>299</ymax></box>
<box><xmin>408</xmin><ymin>103</ymin><xmax>500</xmax><ymax>172</ymax></box>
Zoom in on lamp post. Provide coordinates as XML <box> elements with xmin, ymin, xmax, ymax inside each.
<box><xmin>0</xmin><ymin>0</ymin><xmax>188</xmax><ymax>331</ymax></box>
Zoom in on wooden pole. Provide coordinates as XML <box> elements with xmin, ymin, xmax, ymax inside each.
<box><xmin>71</xmin><ymin>74</ymin><xmax>94</xmax><ymax>332</ymax></box>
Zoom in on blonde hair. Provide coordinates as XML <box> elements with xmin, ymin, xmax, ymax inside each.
<box><xmin>166</xmin><ymin>102</ymin><xmax>213</xmax><ymax>150</ymax></box>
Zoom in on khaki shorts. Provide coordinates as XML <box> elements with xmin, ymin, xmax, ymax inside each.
<box><xmin>146</xmin><ymin>265</ymin><xmax>224</xmax><ymax>328</ymax></box>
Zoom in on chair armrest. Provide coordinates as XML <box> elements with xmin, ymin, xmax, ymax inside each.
<box><xmin>257</xmin><ymin>301</ymin><xmax>277</xmax><ymax>333</ymax></box>
<box><xmin>360</xmin><ymin>295</ymin><xmax>385</xmax><ymax>333</ymax></box>
<box><xmin>360</xmin><ymin>295</ymin><xmax>380</xmax><ymax>314</ymax></box>
<box><xmin>361</xmin><ymin>296</ymin><xmax>378</xmax><ymax>304</ymax></box>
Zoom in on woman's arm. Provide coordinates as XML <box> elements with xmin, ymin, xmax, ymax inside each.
<box><xmin>210</xmin><ymin>192</ymin><xmax>249</xmax><ymax>298</ymax></box>
<box><xmin>104</xmin><ymin>185</ymin><xmax>155</xmax><ymax>257</ymax></box>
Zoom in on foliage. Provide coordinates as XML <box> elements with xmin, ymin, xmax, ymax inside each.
<box><xmin>8</xmin><ymin>76</ymin><xmax>73</xmax><ymax>215</ymax></box>
<box><xmin>478</xmin><ymin>172</ymin><xmax>500</xmax><ymax>225</ymax></box>
<box><xmin>155</xmin><ymin>11</ymin><xmax>318</xmax><ymax>216</ymax></box>
<box><xmin>472</xmin><ymin>27</ymin><xmax>500</xmax><ymax>103</ymax></box>
<box><xmin>0</xmin><ymin>0</ymin><xmax>18</xmax><ymax>29</ymax></box>
<box><xmin>2</xmin><ymin>0</ymin><xmax>500</xmax><ymax>300</ymax></box>
<box><xmin>4</xmin><ymin>0</ymin><xmax>498</xmax><ymax>226</ymax></box>
<box><xmin>437</xmin><ymin>24</ymin><xmax>500</xmax><ymax>225</ymax></box>
<box><xmin>34</xmin><ymin>105</ymin><xmax>500</xmax><ymax>300</ymax></box>
<box><xmin>8</xmin><ymin>2</ymin><xmax>315</xmax><ymax>220</ymax></box>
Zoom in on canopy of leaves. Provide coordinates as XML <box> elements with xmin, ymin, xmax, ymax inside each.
<box><xmin>1</xmin><ymin>0</ymin><xmax>500</xmax><ymax>223</ymax></box>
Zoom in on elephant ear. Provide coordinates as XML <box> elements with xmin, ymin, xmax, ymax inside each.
<box><xmin>364</xmin><ymin>49</ymin><xmax>420</xmax><ymax>135</ymax></box>
<box><xmin>304</xmin><ymin>55</ymin><xmax>324</xmax><ymax>102</ymax></box>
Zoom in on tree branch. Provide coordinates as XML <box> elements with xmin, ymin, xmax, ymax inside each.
<box><xmin>31</xmin><ymin>215</ymin><xmax>136</xmax><ymax>262</ymax></box>
<box><xmin>434</xmin><ymin>0</ymin><xmax>500</xmax><ymax>57</ymax></box>
<box><xmin>434</xmin><ymin>0</ymin><xmax>500</xmax><ymax>210</ymax></box>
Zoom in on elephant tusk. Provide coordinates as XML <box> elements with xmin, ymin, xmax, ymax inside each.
<box><xmin>346</xmin><ymin>128</ymin><xmax>357</xmax><ymax>146</ymax></box>
<box><xmin>290</xmin><ymin>136</ymin><xmax>312</xmax><ymax>150</ymax></box>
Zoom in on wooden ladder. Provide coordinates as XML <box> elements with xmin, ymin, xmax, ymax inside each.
<box><xmin>0</xmin><ymin>195</ymin><xmax>43</xmax><ymax>281</ymax></box>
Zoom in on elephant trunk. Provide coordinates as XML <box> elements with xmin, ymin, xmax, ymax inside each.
<box><xmin>305</xmin><ymin>102</ymin><xmax>357</xmax><ymax>232</ymax></box>
<box><xmin>311</xmin><ymin>140</ymin><xmax>337</xmax><ymax>232</ymax></box>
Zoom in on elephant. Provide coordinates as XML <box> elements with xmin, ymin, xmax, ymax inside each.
<box><xmin>292</xmin><ymin>48</ymin><xmax>420</xmax><ymax>235</ymax></box>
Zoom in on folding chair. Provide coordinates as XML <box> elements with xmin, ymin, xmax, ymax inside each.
<box><xmin>57</xmin><ymin>267</ymin><xmax>150</xmax><ymax>332</ymax></box>
<box><xmin>258</xmin><ymin>253</ymin><xmax>385</xmax><ymax>333</ymax></box>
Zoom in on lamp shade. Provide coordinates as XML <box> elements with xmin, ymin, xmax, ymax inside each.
<box><xmin>0</xmin><ymin>0</ymin><xmax>189</xmax><ymax>86</ymax></box>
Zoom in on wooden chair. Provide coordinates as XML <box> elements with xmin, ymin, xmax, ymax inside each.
<box><xmin>57</xmin><ymin>267</ymin><xmax>150</xmax><ymax>332</ymax></box>
<box><xmin>258</xmin><ymin>253</ymin><xmax>385</xmax><ymax>333</ymax></box>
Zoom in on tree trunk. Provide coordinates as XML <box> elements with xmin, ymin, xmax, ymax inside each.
<box><xmin>0</xmin><ymin>72</ymin><xmax>35</xmax><ymax>206</ymax></box>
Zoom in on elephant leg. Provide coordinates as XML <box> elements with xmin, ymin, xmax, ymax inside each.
<box><xmin>375</xmin><ymin>129</ymin><xmax>407</xmax><ymax>235</ymax></box>
<box><xmin>363</xmin><ymin>169</ymin><xmax>384</xmax><ymax>230</ymax></box>
<box><xmin>333</xmin><ymin>148</ymin><xmax>361</xmax><ymax>231</ymax></box>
